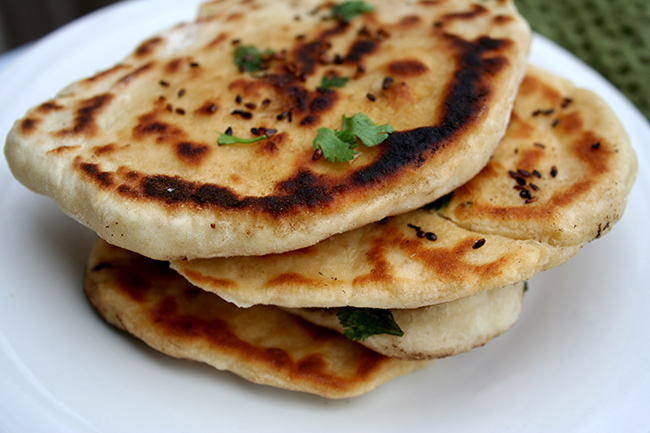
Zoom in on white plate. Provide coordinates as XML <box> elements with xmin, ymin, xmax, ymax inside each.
<box><xmin>1</xmin><ymin>1</ymin><xmax>649</xmax><ymax>432</ymax></box>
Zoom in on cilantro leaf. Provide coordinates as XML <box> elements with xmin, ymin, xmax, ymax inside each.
<box><xmin>312</xmin><ymin>127</ymin><xmax>357</xmax><ymax>162</ymax></box>
<box><xmin>337</xmin><ymin>307</ymin><xmax>404</xmax><ymax>341</ymax></box>
<box><xmin>312</xmin><ymin>113</ymin><xmax>393</xmax><ymax>162</ymax></box>
<box><xmin>234</xmin><ymin>45</ymin><xmax>273</xmax><ymax>73</ymax></box>
<box><xmin>331</xmin><ymin>1</ymin><xmax>375</xmax><ymax>22</ymax></box>
<box><xmin>339</xmin><ymin>113</ymin><xmax>394</xmax><ymax>147</ymax></box>
<box><xmin>319</xmin><ymin>75</ymin><xmax>349</xmax><ymax>90</ymax></box>
<box><xmin>217</xmin><ymin>133</ymin><xmax>268</xmax><ymax>146</ymax></box>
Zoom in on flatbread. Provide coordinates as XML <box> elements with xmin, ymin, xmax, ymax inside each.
<box><xmin>287</xmin><ymin>282</ymin><xmax>525</xmax><ymax>360</ymax></box>
<box><xmin>170</xmin><ymin>65</ymin><xmax>637</xmax><ymax>309</ymax></box>
<box><xmin>5</xmin><ymin>0</ymin><xmax>531</xmax><ymax>260</ymax></box>
<box><xmin>437</xmin><ymin>66</ymin><xmax>638</xmax><ymax>245</ymax></box>
<box><xmin>84</xmin><ymin>239</ymin><xmax>429</xmax><ymax>399</ymax></box>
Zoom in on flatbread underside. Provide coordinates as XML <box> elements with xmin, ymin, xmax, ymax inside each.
<box><xmin>171</xmin><ymin>65</ymin><xmax>637</xmax><ymax>309</ymax></box>
<box><xmin>84</xmin><ymin>239</ymin><xmax>429</xmax><ymax>399</ymax></box>
<box><xmin>5</xmin><ymin>0</ymin><xmax>531</xmax><ymax>260</ymax></box>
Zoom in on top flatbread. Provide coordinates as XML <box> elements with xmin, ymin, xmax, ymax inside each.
<box><xmin>170</xmin><ymin>66</ymin><xmax>637</xmax><ymax>309</ymax></box>
<box><xmin>4</xmin><ymin>0</ymin><xmax>530</xmax><ymax>260</ymax></box>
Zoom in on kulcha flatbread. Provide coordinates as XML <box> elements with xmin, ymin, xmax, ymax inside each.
<box><xmin>4</xmin><ymin>0</ymin><xmax>531</xmax><ymax>260</ymax></box>
<box><xmin>84</xmin><ymin>239</ymin><xmax>430</xmax><ymax>399</ymax></box>
<box><xmin>437</xmin><ymin>67</ymin><xmax>638</xmax><ymax>245</ymax></box>
<box><xmin>286</xmin><ymin>282</ymin><xmax>525</xmax><ymax>360</ymax></box>
<box><xmin>170</xmin><ymin>65</ymin><xmax>637</xmax><ymax>309</ymax></box>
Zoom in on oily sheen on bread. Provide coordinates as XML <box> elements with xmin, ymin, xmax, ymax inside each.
<box><xmin>170</xmin><ymin>65</ymin><xmax>637</xmax><ymax>309</ymax></box>
<box><xmin>4</xmin><ymin>0</ymin><xmax>531</xmax><ymax>260</ymax></box>
<box><xmin>84</xmin><ymin>239</ymin><xmax>429</xmax><ymax>399</ymax></box>
<box><xmin>286</xmin><ymin>282</ymin><xmax>525</xmax><ymax>360</ymax></box>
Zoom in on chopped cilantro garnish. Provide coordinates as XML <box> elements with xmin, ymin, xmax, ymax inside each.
<box><xmin>233</xmin><ymin>45</ymin><xmax>273</xmax><ymax>73</ymax></box>
<box><xmin>425</xmin><ymin>192</ymin><xmax>454</xmax><ymax>211</ymax></box>
<box><xmin>339</xmin><ymin>113</ymin><xmax>394</xmax><ymax>147</ymax></box>
<box><xmin>331</xmin><ymin>1</ymin><xmax>375</xmax><ymax>22</ymax></box>
<box><xmin>337</xmin><ymin>307</ymin><xmax>404</xmax><ymax>341</ymax></box>
<box><xmin>318</xmin><ymin>75</ymin><xmax>349</xmax><ymax>90</ymax></box>
<box><xmin>312</xmin><ymin>127</ymin><xmax>357</xmax><ymax>162</ymax></box>
<box><xmin>217</xmin><ymin>133</ymin><xmax>268</xmax><ymax>146</ymax></box>
<box><xmin>312</xmin><ymin>113</ymin><xmax>394</xmax><ymax>162</ymax></box>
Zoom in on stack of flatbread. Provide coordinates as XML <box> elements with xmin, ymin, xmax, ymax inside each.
<box><xmin>3</xmin><ymin>0</ymin><xmax>637</xmax><ymax>399</ymax></box>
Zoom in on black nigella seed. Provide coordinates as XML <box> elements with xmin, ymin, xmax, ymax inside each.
<box><xmin>382</xmin><ymin>76</ymin><xmax>394</xmax><ymax>89</ymax></box>
<box><xmin>231</xmin><ymin>109</ymin><xmax>252</xmax><ymax>119</ymax></box>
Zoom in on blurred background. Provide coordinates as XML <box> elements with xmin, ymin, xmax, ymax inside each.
<box><xmin>0</xmin><ymin>0</ymin><xmax>120</xmax><ymax>52</ymax></box>
<box><xmin>0</xmin><ymin>0</ymin><xmax>648</xmax><ymax>118</ymax></box>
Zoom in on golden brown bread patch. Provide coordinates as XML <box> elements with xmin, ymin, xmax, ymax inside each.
<box><xmin>438</xmin><ymin>68</ymin><xmax>638</xmax><ymax>245</ymax></box>
<box><xmin>5</xmin><ymin>0</ymin><xmax>531</xmax><ymax>260</ymax></box>
<box><xmin>84</xmin><ymin>239</ymin><xmax>428</xmax><ymax>399</ymax></box>
<box><xmin>170</xmin><ymin>66</ymin><xmax>636</xmax><ymax>309</ymax></box>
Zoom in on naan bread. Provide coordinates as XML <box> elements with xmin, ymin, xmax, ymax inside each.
<box><xmin>84</xmin><ymin>239</ymin><xmax>429</xmax><ymax>399</ymax></box>
<box><xmin>5</xmin><ymin>0</ymin><xmax>531</xmax><ymax>260</ymax></box>
<box><xmin>170</xmin><ymin>66</ymin><xmax>637</xmax><ymax>309</ymax></box>
<box><xmin>287</xmin><ymin>282</ymin><xmax>525</xmax><ymax>360</ymax></box>
<box><xmin>437</xmin><ymin>66</ymin><xmax>638</xmax><ymax>245</ymax></box>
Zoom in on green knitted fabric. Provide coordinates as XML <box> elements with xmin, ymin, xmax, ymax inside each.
<box><xmin>516</xmin><ymin>0</ymin><xmax>650</xmax><ymax>119</ymax></box>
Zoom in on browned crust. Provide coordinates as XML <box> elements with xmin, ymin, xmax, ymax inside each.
<box><xmin>84</xmin><ymin>240</ymin><xmax>425</xmax><ymax>398</ymax></box>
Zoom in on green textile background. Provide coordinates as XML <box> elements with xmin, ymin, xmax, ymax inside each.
<box><xmin>516</xmin><ymin>0</ymin><xmax>650</xmax><ymax>120</ymax></box>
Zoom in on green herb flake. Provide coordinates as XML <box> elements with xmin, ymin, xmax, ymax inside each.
<box><xmin>339</xmin><ymin>113</ymin><xmax>394</xmax><ymax>147</ymax></box>
<box><xmin>337</xmin><ymin>307</ymin><xmax>404</xmax><ymax>341</ymax></box>
<box><xmin>331</xmin><ymin>1</ymin><xmax>375</xmax><ymax>22</ymax></box>
<box><xmin>312</xmin><ymin>127</ymin><xmax>357</xmax><ymax>162</ymax></box>
<box><xmin>425</xmin><ymin>192</ymin><xmax>454</xmax><ymax>212</ymax></box>
<box><xmin>217</xmin><ymin>133</ymin><xmax>268</xmax><ymax>146</ymax></box>
<box><xmin>312</xmin><ymin>113</ymin><xmax>394</xmax><ymax>163</ymax></box>
<box><xmin>234</xmin><ymin>45</ymin><xmax>274</xmax><ymax>73</ymax></box>
<box><xmin>319</xmin><ymin>75</ymin><xmax>349</xmax><ymax>90</ymax></box>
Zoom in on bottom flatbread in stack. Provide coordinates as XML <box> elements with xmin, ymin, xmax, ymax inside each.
<box><xmin>85</xmin><ymin>240</ymin><xmax>527</xmax><ymax>398</ymax></box>
<box><xmin>83</xmin><ymin>65</ymin><xmax>637</xmax><ymax>397</ymax></box>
